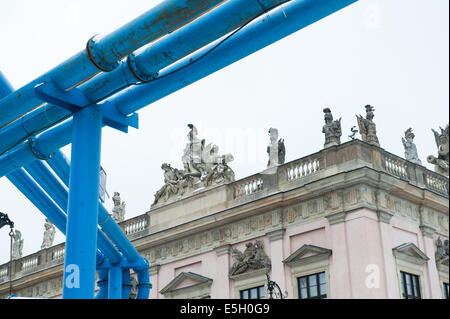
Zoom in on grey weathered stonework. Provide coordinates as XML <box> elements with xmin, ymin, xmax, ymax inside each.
<box><xmin>12</xmin><ymin>230</ymin><xmax>23</xmax><ymax>260</ymax></box>
<box><xmin>112</xmin><ymin>192</ymin><xmax>126</xmax><ymax>222</ymax></box>
<box><xmin>229</xmin><ymin>240</ymin><xmax>271</xmax><ymax>277</ymax></box>
<box><xmin>356</xmin><ymin>105</ymin><xmax>380</xmax><ymax>147</ymax></box>
<box><xmin>41</xmin><ymin>219</ymin><xmax>55</xmax><ymax>249</ymax></box>
<box><xmin>427</xmin><ymin>124</ymin><xmax>449</xmax><ymax>176</ymax></box>
<box><xmin>322</xmin><ymin>108</ymin><xmax>342</xmax><ymax>148</ymax></box>
<box><xmin>402</xmin><ymin>128</ymin><xmax>422</xmax><ymax>165</ymax></box>
<box><xmin>152</xmin><ymin>124</ymin><xmax>235</xmax><ymax>207</ymax></box>
<box><xmin>267</xmin><ymin>128</ymin><xmax>285</xmax><ymax>168</ymax></box>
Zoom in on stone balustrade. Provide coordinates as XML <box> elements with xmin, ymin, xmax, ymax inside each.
<box><xmin>233</xmin><ymin>176</ymin><xmax>264</xmax><ymax>199</ymax></box>
<box><xmin>383</xmin><ymin>154</ymin><xmax>409</xmax><ymax>180</ymax></box>
<box><xmin>286</xmin><ymin>156</ymin><xmax>321</xmax><ymax>181</ymax></box>
<box><xmin>121</xmin><ymin>214</ymin><xmax>150</xmax><ymax>238</ymax></box>
<box><xmin>21</xmin><ymin>255</ymin><xmax>40</xmax><ymax>273</ymax></box>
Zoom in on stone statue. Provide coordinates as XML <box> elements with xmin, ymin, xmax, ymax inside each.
<box><xmin>229</xmin><ymin>240</ymin><xmax>271</xmax><ymax>276</ymax></box>
<box><xmin>112</xmin><ymin>192</ymin><xmax>126</xmax><ymax>222</ymax></box>
<box><xmin>356</xmin><ymin>105</ymin><xmax>380</xmax><ymax>147</ymax></box>
<box><xmin>41</xmin><ymin>219</ymin><xmax>55</xmax><ymax>249</ymax></box>
<box><xmin>435</xmin><ymin>237</ymin><xmax>449</xmax><ymax>263</ymax></box>
<box><xmin>152</xmin><ymin>124</ymin><xmax>235</xmax><ymax>207</ymax></box>
<box><xmin>267</xmin><ymin>128</ymin><xmax>286</xmax><ymax>168</ymax></box>
<box><xmin>12</xmin><ymin>229</ymin><xmax>23</xmax><ymax>260</ymax></box>
<box><xmin>427</xmin><ymin>124</ymin><xmax>449</xmax><ymax>176</ymax></box>
<box><xmin>322</xmin><ymin>108</ymin><xmax>342</xmax><ymax>148</ymax></box>
<box><xmin>402</xmin><ymin>128</ymin><xmax>422</xmax><ymax>165</ymax></box>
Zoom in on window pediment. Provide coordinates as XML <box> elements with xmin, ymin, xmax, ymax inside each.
<box><xmin>392</xmin><ymin>243</ymin><xmax>429</xmax><ymax>265</ymax></box>
<box><xmin>160</xmin><ymin>272</ymin><xmax>212</xmax><ymax>298</ymax></box>
<box><xmin>283</xmin><ymin>245</ymin><xmax>332</xmax><ymax>267</ymax></box>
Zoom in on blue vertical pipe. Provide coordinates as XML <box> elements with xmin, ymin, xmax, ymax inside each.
<box><xmin>95</xmin><ymin>269</ymin><xmax>109</xmax><ymax>299</ymax></box>
<box><xmin>63</xmin><ymin>106</ymin><xmax>103</xmax><ymax>299</ymax></box>
<box><xmin>108</xmin><ymin>266</ymin><xmax>123</xmax><ymax>299</ymax></box>
<box><xmin>0</xmin><ymin>0</ymin><xmax>225</xmax><ymax>128</ymax></box>
<box><xmin>122</xmin><ymin>269</ymin><xmax>132</xmax><ymax>299</ymax></box>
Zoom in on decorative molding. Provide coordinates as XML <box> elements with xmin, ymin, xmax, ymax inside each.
<box><xmin>266</xmin><ymin>229</ymin><xmax>285</xmax><ymax>241</ymax></box>
<box><xmin>283</xmin><ymin>245</ymin><xmax>332</xmax><ymax>268</ymax></box>
<box><xmin>419</xmin><ymin>225</ymin><xmax>436</xmax><ymax>239</ymax></box>
<box><xmin>377</xmin><ymin>210</ymin><xmax>394</xmax><ymax>224</ymax></box>
<box><xmin>214</xmin><ymin>245</ymin><xmax>231</xmax><ymax>257</ymax></box>
<box><xmin>160</xmin><ymin>272</ymin><xmax>213</xmax><ymax>299</ymax></box>
<box><xmin>149</xmin><ymin>264</ymin><xmax>161</xmax><ymax>276</ymax></box>
<box><xmin>326</xmin><ymin>211</ymin><xmax>346</xmax><ymax>225</ymax></box>
<box><xmin>392</xmin><ymin>243</ymin><xmax>429</xmax><ymax>266</ymax></box>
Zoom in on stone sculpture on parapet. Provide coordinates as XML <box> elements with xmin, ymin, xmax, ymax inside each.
<box><xmin>356</xmin><ymin>105</ymin><xmax>380</xmax><ymax>147</ymax></box>
<box><xmin>112</xmin><ymin>192</ymin><xmax>126</xmax><ymax>222</ymax></box>
<box><xmin>229</xmin><ymin>240</ymin><xmax>272</xmax><ymax>277</ymax></box>
<box><xmin>427</xmin><ymin>124</ymin><xmax>449</xmax><ymax>176</ymax></box>
<box><xmin>41</xmin><ymin>219</ymin><xmax>55</xmax><ymax>249</ymax></box>
<box><xmin>402</xmin><ymin>128</ymin><xmax>422</xmax><ymax>165</ymax></box>
<box><xmin>12</xmin><ymin>229</ymin><xmax>23</xmax><ymax>260</ymax></box>
<box><xmin>267</xmin><ymin>128</ymin><xmax>285</xmax><ymax>168</ymax></box>
<box><xmin>152</xmin><ymin>124</ymin><xmax>235</xmax><ymax>207</ymax></box>
<box><xmin>322</xmin><ymin>108</ymin><xmax>342</xmax><ymax>148</ymax></box>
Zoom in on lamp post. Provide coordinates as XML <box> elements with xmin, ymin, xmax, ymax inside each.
<box><xmin>0</xmin><ymin>212</ymin><xmax>15</xmax><ymax>296</ymax></box>
<box><xmin>266</xmin><ymin>273</ymin><xmax>287</xmax><ymax>299</ymax></box>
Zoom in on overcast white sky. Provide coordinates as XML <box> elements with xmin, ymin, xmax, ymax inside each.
<box><xmin>0</xmin><ymin>0</ymin><xmax>448</xmax><ymax>264</ymax></box>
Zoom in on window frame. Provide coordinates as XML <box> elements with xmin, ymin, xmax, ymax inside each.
<box><xmin>240</xmin><ymin>285</ymin><xmax>266</xmax><ymax>299</ymax></box>
<box><xmin>399</xmin><ymin>271</ymin><xmax>421</xmax><ymax>299</ymax></box>
<box><xmin>297</xmin><ymin>271</ymin><xmax>327</xmax><ymax>299</ymax></box>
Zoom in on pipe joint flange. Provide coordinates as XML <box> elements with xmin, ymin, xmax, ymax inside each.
<box><xmin>86</xmin><ymin>35</ymin><xmax>120</xmax><ymax>72</ymax></box>
<box><xmin>127</xmin><ymin>54</ymin><xmax>157</xmax><ymax>83</ymax></box>
<box><xmin>27</xmin><ymin>137</ymin><xmax>53</xmax><ymax>160</ymax></box>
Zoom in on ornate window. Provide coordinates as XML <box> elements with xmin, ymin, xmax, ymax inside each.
<box><xmin>283</xmin><ymin>244</ymin><xmax>332</xmax><ymax>299</ymax></box>
<box><xmin>297</xmin><ymin>272</ymin><xmax>327</xmax><ymax>299</ymax></box>
<box><xmin>400</xmin><ymin>271</ymin><xmax>421</xmax><ymax>299</ymax></box>
<box><xmin>240</xmin><ymin>285</ymin><xmax>265</xmax><ymax>299</ymax></box>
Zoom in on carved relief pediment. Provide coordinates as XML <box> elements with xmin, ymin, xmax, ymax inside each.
<box><xmin>160</xmin><ymin>272</ymin><xmax>213</xmax><ymax>298</ymax></box>
<box><xmin>283</xmin><ymin>244</ymin><xmax>332</xmax><ymax>267</ymax></box>
<box><xmin>229</xmin><ymin>240</ymin><xmax>271</xmax><ymax>278</ymax></box>
<box><xmin>392</xmin><ymin>243</ymin><xmax>429</xmax><ymax>265</ymax></box>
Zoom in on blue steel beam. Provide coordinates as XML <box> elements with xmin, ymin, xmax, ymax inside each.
<box><xmin>0</xmin><ymin>0</ymin><xmax>357</xmax><ymax>178</ymax></box>
<box><xmin>0</xmin><ymin>0</ymin><xmax>225</xmax><ymax>128</ymax></box>
<box><xmin>0</xmin><ymin>0</ymin><xmax>287</xmax><ymax>156</ymax></box>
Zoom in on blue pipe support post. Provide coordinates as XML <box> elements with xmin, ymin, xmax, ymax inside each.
<box><xmin>0</xmin><ymin>0</ymin><xmax>357</xmax><ymax>179</ymax></box>
<box><xmin>95</xmin><ymin>269</ymin><xmax>109</xmax><ymax>299</ymax></box>
<box><xmin>122</xmin><ymin>269</ymin><xmax>132</xmax><ymax>299</ymax></box>
<box><xmin>0</xmin><ymin>0</ymin><xmax>287</xmax><ymax>156</ymax></box>
<box><xmin>108</xmin><ymin>266</ymin><xmax>123</xmax><ymax>299</ymax></box>
<box><xmin>0</xmin><ymin>0</ymin><xmax>224</xmax><ymax>129</ymax></box>
<box><xmin>63</xmin><ymin>106</ymin><xmax>103</xmax><ymax>299</ymax></box>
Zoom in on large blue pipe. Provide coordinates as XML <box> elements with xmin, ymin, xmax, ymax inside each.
<box><xmin>0</xmin><ymin>0</ymin><xmax>357</xmax><ymax>178</ymax></box>
<box><xmin>0</xmin><ymin>0</ymin><xmax>288</xmax><ymax>156</ymax></box>
<box><xmin>0</xmin><ymin>0</ymin><xmax>224</xmax><ymax>128</ymax></box>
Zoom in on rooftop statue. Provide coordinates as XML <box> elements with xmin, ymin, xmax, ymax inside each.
<box><xmin>267</xmin><ymin>128</ymin><xmax>285</xmax><ymax>168</ymax></box>
<box><xmin>112</xmin><ymin>192</ymin><xmax>126</xmax><ymax>223</ymax></box>
<box><xmin>427</xmin><ymin>124</ymin><xmax>449</xmax><ymax>176</ymax></box>
<box><xmin>152</xmin><ymin>124</ymin><xmax>235</xmax><ymax>207</ymax></box>
<box><xmin>402</xmin><ymin>128</ymin><xmax>422</xmax><ymax>165</ymax></box>
<box><xmin>229</xmin><ymin>240</ymin><xmax>271</xmax><ymax>276</ymax></box>
<box><xmin>322</xmin><ymin>108</ymin><xmax>342</xmax><ymax>148</ymax></box>
<box><xmin>356</xmin><ymin>105</ymin><xmax>380</xmax><ymax>147</ymax></box>
<box><xmin>41</xmin><ymin>219</ymin><xmax>55</xmax><ymax>249</ymax></box>
<box><xmin>12</xmin><ymin>229</ymin><xmax>23</xmax><ymax>260</ymax></box>
<box><xmin>349</xmin><ymin>126</ymin><xmax>358</xmax><ymax>140</ymax></box>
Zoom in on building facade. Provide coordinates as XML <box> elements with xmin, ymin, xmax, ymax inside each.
<box><xmin>0</xmin><ymin>139</ymin><xmax>448</xmax><ymax>299</ymax></box>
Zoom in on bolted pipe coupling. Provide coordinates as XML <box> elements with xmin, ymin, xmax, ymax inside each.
<box><xmin>86</xmin><ymin>35</ymin><xmax>121</xmax><ymax>72</ymax></box>
<box><xmin>127</xmin><ymin>54</ymin><xmax>158</xmax><ymax>83</ymax></box>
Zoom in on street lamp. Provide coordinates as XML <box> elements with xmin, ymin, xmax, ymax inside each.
<box><xmin>266</xmin><ymin>273</ymin><xmax>287</xmax><ymax>299</ymax></box>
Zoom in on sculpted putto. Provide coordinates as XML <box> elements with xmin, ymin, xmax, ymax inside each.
<box><xmin>356</xmin><ymin>105</ymin><xmax>380</xmax><ymax>147</ymax></box>
<box><xmin>152</xmin><ymin>124</ymin><xmax>235</xmax><ymax>207</ymax></box>
<box><xmin>427</xmin><ymin>124</ymin><xmax>449</xmax><ymax>176</ymax></box>
<box><xmin>402</xmin><ymin>128</ymin><xmax>422</xmax><ymax>165</ymax></box>
<box><xmin>112</xmin><ymin>192</ymin><xmax>126</xmax><ymax>222</ymax></box>
<box><xmin>229</xmin><ymin>240</ymin><xmax>271</xmax><ymax>276</ymax></box>
<box><xmin>41</xmin><ymin>219</ymin><xmax>55</xmax><ymax>249</ymax></box>
<box><xmin>322</xmin><ymin>108</ymin><xmax>342</xmax><ymax>148</ymax></box>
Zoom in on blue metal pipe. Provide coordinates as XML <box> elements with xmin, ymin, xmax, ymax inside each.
<box><xmin>94</xmin><ymin>269</ymin><xmax>109</xmax><ymax>299</ymax></box>
<box><xmin>108</xmin><ymin>266</ymin><xmax>123</xmax><ymax>299</ymax></box>
<box><xmin>122</xmin><ymin>269</ymin><xmax>132</xmax><ymax>299</ymax></box>
<box><xmin>0</xmin><ymin>70</ymin><xmax>13</xmax><ymax>98</ymax></box>
<box><xmin>0</xmin><ymin>0</ymin><xmax>286</xmax><ymax>156</ymax></box>
<box><xmin>136</xmin><ymin>259</ymin><xmax>151</xmax><ymax>299</ymax></box>
<box><xmin>63</xmin><ymin>106</ymin><xmax>103</xmax><ymax>299</ymax></box>
<box><xmin>0</xmin><ymin>0</ymin><xmax>225</xmax><ymax>128</ymax></box>
<box><xmin>46</xmin><ymin>150</ymin><xmax>71</xmax><ymax>187</ymax></box>
<box><xmin>0</xmin><ymin>0</ymin><xmax>357</xmax><ymax>175</ymax></box>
